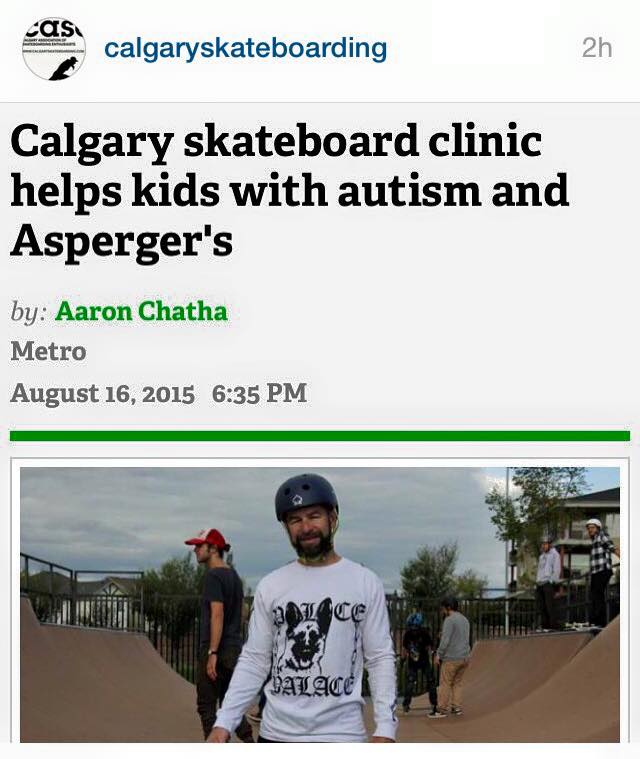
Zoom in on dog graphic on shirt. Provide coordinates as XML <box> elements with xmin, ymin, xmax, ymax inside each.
<box><xmin>278</xmin><ymin>597</ymin><xmax>333</xmax><ymax>675</ymax></box>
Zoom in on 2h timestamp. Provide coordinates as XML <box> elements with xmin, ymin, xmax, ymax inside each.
<box><xmin>212</xmin><ymin>383</ymin><xmax>308</xmax><ymax>404</ymax></box>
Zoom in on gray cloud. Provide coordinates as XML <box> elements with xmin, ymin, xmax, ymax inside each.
<box><xmin>20</xmin><ymin>466</ymin><xmax>617</xmax><ymax>592</ymax></box>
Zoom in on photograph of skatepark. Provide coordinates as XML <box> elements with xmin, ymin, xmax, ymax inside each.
<box><xmin>18</xmin><ymin>464</ymin><xmax>622</xmax><ymax>742</ymax></box>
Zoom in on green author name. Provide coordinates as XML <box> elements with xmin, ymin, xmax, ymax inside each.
<box><xmin>55</xmin><ymin>299</ymin><xmax>228</xmax><ymax>322</ymax></box>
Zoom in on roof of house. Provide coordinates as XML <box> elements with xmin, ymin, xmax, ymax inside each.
<box><xmin>561</xmin><ymin>487</ymin><xmax>620</xmax><ymax>510</ymax></box>
<box><xmin>77</xmin><ymin>576</ymin><xmax>140</xmax><ymax>595</ymax></box>
<box><xmin>23</xmin><ymin>570</ymin><xmax>73</xmax><ymax>593</ymax></box>
<box><xmin>553</xmin><ymin>538</ymin><xmax>591</xmax><ymax>549</ymax></box>
<box><xmin>24</xmin><ymin>572</ymin><xmax>139</xmax><ymax>596</ymax></box>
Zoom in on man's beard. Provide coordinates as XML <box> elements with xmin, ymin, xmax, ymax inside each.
<box><xmin>292</xmin><ymin>530</ymin><xmax>333</xmax><ymax>560</ymax></box>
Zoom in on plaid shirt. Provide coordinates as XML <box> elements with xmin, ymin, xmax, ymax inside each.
<box><xmin>590</xmin><ymin>530</ymin><xmax>616</xmax><ymax>574</ymax></box>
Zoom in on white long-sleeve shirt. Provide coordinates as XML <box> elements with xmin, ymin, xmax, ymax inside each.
<box><xmin>536</xmin><ymin>547</ymin><xmax>561</xmax><ymax>584</ymax></box>
<box><xmin>214</xmin><ymin>557</ymin><xmax>398</xmax><ymax>742</ymax></box>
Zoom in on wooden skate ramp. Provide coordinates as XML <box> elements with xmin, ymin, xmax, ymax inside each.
<box><xmin>388</xmin><ymin>619</ymin><xmax>619</xmax><ymax>742</ymax></box>
<box><xmin>443</xmin><ymin>629</ymin><xmax>593</xmax><ymax>717</ymax></box>
<box><xmin>21</xmin><ymin>598</ymin><xmax>202</xmax><ymax>742</ymax></box>
<box><xmin>23</xmin><ymin>597</ymin><xmax>619</xmax><ymax>742</ymax></box>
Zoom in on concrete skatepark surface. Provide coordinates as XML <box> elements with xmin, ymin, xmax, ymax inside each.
<box><xmin>21</xmin><ymin>597</ymin><xmax>619</xmax><ymax>742</ymax></box>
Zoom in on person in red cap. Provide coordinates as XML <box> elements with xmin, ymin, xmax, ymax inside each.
<box><xmin>184</xmin><ymin>528</ymin><xmax>253</xmax><ymax>742</ymax></box>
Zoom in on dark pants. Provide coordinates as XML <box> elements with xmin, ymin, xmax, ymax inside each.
<box><xmin>536</xmin><ymin>583</ymin><xmax>559</xmax><ymax>630</ymax></box>
<box><xmin>590</xmin><ymin>569</ymin><xmax>612</xmax><ymax>627</ymax></box>
<box><xmin>196</xmin><ymin>646</ymin><xmax>253</xmax><ymax>741</ymax></box>
<box><xmin>403</xmin><ymin>660</ymin><xmax>437</xmax><ymax>709</ymax></box>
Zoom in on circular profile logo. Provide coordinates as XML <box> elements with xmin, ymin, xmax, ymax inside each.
<box><xmin>23</xmin><ymin>18</ymin><xmax>85</xmax><ymax>81</ymax></box>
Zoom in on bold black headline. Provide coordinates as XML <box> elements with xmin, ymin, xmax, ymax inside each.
<box><xmin>9</xmin><ymin>121</ymin><xmax>569</xmax><ymax>266</ymax></box>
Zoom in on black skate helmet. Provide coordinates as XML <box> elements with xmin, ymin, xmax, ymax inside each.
<box><xmin>275</xmin><ymin>473</ymin><xmax>339</xmax><ymax>522</ymax></box>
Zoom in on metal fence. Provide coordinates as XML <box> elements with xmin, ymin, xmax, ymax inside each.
<box><xmin>21</xmin><ymin>553</ymin><xmax>144</xmax><ymax>628</ymax></box>
<box><xmin>20</xmin><ymin>552</ymin><xmax>619</xmax><ymax>696</ymax></box>
<box><xmin>145</xmin><ymin>594</ymin><xmax>201</xmax><ymax>682</ymax></box>
<box><xmin>25</xmin><ymin>591</ymin><xmax>145</xmax><ymax>629</ymax></box>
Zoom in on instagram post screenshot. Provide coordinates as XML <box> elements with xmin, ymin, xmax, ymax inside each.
<box><xmin>1</xmin><ymin>1</ymin><xmax>637</xmax><ymax>753</ymax></box>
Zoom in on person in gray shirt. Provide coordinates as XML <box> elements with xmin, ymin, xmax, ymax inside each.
<box><xmin>431</xmin><ymin>597</ymin><xmax>471</xmax><ymax>718</ymax></box>
<box><xmin>535</xmin><ymin>536</ymin><xmax>562</xmax><ymax>630</ymax></box>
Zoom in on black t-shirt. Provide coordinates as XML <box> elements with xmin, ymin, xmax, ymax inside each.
<box><xmin>199</xmin><ymin>566</ymin><xmax>244</xmax><ymax>650</ymax></box>
<box><xmin>402</xmin><ymin>627</ymin><xmax>433</xmax><ymax>667</ymax></box>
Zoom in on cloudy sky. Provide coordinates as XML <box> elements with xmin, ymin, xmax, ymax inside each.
<box><xmin>20</xmin><ymin>466</ymin><xmax>619</xmax><ymax>591</ymax></box>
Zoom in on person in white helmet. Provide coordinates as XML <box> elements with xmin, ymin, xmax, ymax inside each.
<box><xmin>585</xmin><ymin>518</ymin><xmax>620</xmax><ymax>627</ymax></box>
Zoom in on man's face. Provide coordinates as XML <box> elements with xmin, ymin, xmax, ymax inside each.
<box><xmin>587</xmin><ymin>524</ymin><xmax>599</xmax><ymax>539</ymax></box>
<box><xmin>193</xmin><ymin>542</ymin><xmax>213</xmax><ymax>563</ymax></box>
<box><xmin>284</xmin><ymin>504</ymin><xmax>335</xmax><ymax>559</ymax></box>
<box><xmin>541</xmin><ymin>541</ymin><xmax>551</xmax><ymax>553</ymax></box>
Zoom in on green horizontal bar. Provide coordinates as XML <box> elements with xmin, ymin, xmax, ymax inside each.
<box><xmin>9</xmin><ymin>430</ymin><xmax>631</xmax><ymax>442</ymax></box>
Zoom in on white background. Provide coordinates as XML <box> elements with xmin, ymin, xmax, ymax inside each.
<box><xmin>1</xmin><ymin>1</ymin><xmax>639</xmax><ymax>102</ymax></box>
<box><xmin>1</xmin><ymin>0</ymin><xmax>639</xmax><ymax>753</ymax></box>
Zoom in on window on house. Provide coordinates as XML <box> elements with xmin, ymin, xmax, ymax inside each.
<box><xmin>569</xmin><ymin>520</ymin><xmax>585</xmax><ymax>540</ymax></box>
<box><xmin>604</xmin><ymin>514</ymin><xmax>620</xmax><ymax>539</ymax></box>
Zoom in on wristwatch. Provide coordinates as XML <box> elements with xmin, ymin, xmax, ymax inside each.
<box><xmin>207</xmin><ymin>648</ymin><xmax>218</xmax><ymax>656</ymax></box>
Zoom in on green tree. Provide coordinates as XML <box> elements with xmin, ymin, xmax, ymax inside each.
<box><xmin>453</xmin><ymin>569</ymin><xmax>488</xmax><ymax>599</ymax></box>
<box><xmin>21</xmin><ymin>570</ymin><xmax>71</xmax><ymax>622</ymax></box>
<box><xmin>142</xmin><ymin>554</ymin><xmax>204</xmax><ymax>597</ymax></box>
<box><xmin>400</xmin><ymin>542</ymin><xmax>458</xmax><ymax>599</ymax></box>
<box><xmin>486</xmin><ymin>467</ymin><xmax>587</xmax><ymax>554</ymax></box>
<box><xmin>142</xmin><ymin>554</ymin><xmax>204</xmax><ymax>646</ymax></box>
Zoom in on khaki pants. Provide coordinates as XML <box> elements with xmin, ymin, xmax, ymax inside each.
<box><xmin>438</xmin><ymin>658</ymin><xmax>469</xmax><ymax>710</ymax></box>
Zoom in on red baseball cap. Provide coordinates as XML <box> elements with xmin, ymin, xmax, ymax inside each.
<box><xmin>184</xmin><ymin>528</ymin><xmax>230</xmax><ymax>551</ymax></box>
